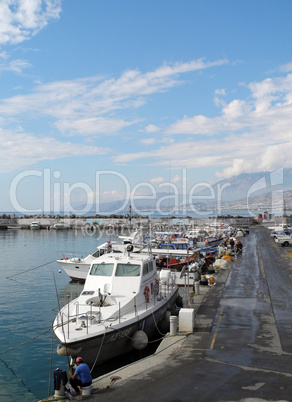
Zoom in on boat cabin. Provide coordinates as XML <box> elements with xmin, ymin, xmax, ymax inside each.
<box><xmin>79</xmin><ymin>252</ymin><xmax>157</xmax><ymax>307</ymax></box>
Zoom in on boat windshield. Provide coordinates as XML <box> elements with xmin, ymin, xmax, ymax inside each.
<box><xmin>90</xmin><ymin>263</ymin><xmax>114</xmax><ymax>276</ymax></box>
<box><xmin>92</xmin><ymin>250</ymin><xmax>100</xmax><ymax>258</ymax></box>
<box><xmin>115</xmin><ymin>263</ymin><xmax>140</xmax><ymax>277</ymax></box>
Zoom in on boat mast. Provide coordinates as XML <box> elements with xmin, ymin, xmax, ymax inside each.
<box><xmin>129</xmin><ymin>203</ymin><xmax>132</xmax><ymax>231</ymax></box>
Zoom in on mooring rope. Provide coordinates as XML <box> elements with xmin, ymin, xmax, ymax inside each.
<box><xmin>47</xmin><ymin>328</ymin><xmax>54</xmax><ymax>399</ymax></box>
<box><xmin>0</xmin><ymin>327</ymin><xmax>52</xmax><ymax>356</ymax></box>
<box><xmin>90</xmin><ymin>328</ymin><xmax>107</xmax><ymax>372</ymax></box>
<box><xmin>6</xmin><ymin>259</ymin><xmax>56</xmax><ymax>279</ymax></box>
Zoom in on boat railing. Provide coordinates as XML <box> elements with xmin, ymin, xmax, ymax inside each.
<box><xmin>58</xmin><ymin>309</ymin><xmax>102</xmax><ymax>339</ymax></box>
<box><xmin>56</xmin><ymin>251</ymin><xmax>86</xmax><ymax>260</ymax></box>
<box><xmin>57</xmin><ymin>288</ymin><xmax>172</xmax><ymax>337</ymax></box>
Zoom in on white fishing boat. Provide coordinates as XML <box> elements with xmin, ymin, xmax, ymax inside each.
<box><xmin>52</xmin><ymin>222</ymin><xmax>70</xmax><ymax>230</ymax></box>
<box><xmin>117</xmin><ymin>229</ymin><xmax>144</xmax><ymax>244</ymax></box>
<box><xmin>149</xmin><ymin>244</ymin><xmax>218</xmax><ymax>287</ymax></box>
<box><xmin>56</xmin><ymin>230</ymin><xmax>146</xmax><ymax>281</ymax></box>
<box><xmin>56</xmin><ymin>241</ymin><xmax>128</xmax><ymax>281</ymax></box>
<box><xmin>53</xmin><ymin>245</ymin><xmax>179</xmax><ymax>368</ymax></box>
<box><xmin>30</xmin><ymin>221</ymin><xmax>40</xmax><ymax>230</ymax></box>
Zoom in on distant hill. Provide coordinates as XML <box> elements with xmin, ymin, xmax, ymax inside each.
<box><xmin>75</xmin><ymin>169</ymin><xmax>292</xmax><ymax>214</ymax></box>
<box><xmin>201</xmin><ymin>169</ymin><xmax>292</xmax><ymax>202</ymax></box>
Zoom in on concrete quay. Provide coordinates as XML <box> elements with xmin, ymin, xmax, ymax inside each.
<box><xmin>61</xmin><ymin>225</ymin><xmax>292</xmax><ymax>402</ymax></box>
<box><xmin>60</xmin><ymin>261</ymin><xmax>230</xmax><ymax>401</ymax></box>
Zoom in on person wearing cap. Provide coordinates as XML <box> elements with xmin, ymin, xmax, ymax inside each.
<box><xmin>69</xmin><ymin>357</ymin><xmax>92</xmax><ymax>393</ymax></box>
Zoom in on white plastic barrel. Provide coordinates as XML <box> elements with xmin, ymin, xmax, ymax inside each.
<box><xmin>169</xmin><ymin>315</ymin><xmax>178</xmax><ymax>335</ymax></box>
<box><xmin>194</xmin><ymin>281</ymin><xmax>200</xmax><ymax>295</ymax></box>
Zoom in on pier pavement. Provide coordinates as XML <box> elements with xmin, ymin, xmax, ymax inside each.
<box><xmin>68</xmin><ymin>225</ymin><xmax>292</xmax><ymax>402</ymax></box>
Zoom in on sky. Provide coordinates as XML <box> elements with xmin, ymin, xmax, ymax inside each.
<box><xmin>1</xmin><ymin>0</ymin><xmax>292</xmax><ymax>214</ymax></box>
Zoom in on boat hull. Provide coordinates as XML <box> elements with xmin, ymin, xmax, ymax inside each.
<box><xmin>55</xmin><ymin>288</ymin><xmax>179</xmax><ymax>368</ymax></box>
<box><xmin>57</xmin><ymin>260</ymin><xmax>89</xmax><ymax>281</ymax></box>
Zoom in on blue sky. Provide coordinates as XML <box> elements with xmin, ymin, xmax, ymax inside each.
<box><xmin>1</xmin><ymin>0</ymin><xmax>292</xmax><ymax>214</ymax></box>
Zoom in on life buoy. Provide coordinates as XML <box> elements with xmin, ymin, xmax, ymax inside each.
<box><xmin>144</xmin><ymin>286</ymin><xmax>150</xmax><ymax>303</ymax></box>
<box><xmin>150</xmin><ymin>282</ymin><xmax>154</xmax><ymax>295</ymax></box>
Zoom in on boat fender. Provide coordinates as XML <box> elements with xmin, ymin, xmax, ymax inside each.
<box><xmin>56</xmin><ymin>345</ymin><xmax>82</xmax><ymax>356</ymax></box>
<box><xmin>175</xmin><ymin>294</ymin><xmax>183</xmax><ymax>308</ymax></box>
<box><xmin>150</xmin><ymin>282</ymin><xmax>154</xmax><ymax>295</ymax></box>
<box><xmin>144</xmin><ymin>286</ymin><xmax>150</xmax><ymax>303</ymax></box>
<box><xmin>131</xmin><ymin>330</ymin><xmax>148</xmax><ymax>350</ymax></box>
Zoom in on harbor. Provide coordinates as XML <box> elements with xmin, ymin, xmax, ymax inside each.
<box><xmin>1</xmin><ymin>219</ymin><xmax>292</xmax><ymax>401</ymax></box>
<box><xmin>2</xmin><ymin>2</ymin><xmax>292</xmax><ymax>402</ymax></box>
<box><xmin>45</xmin><ymin>223</ymin><xmax>292</xmax><ymax>401</ymax></box>
<box><xmin>0</xmin><ymin>214</ymin><xmax>255</xmax><ymax>231</ymax></box>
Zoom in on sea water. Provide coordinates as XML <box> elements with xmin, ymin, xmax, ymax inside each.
<box><xmin>0</xmin><ymin>227</ymin><xmax>116</xmax><ymax>402</ymax></box>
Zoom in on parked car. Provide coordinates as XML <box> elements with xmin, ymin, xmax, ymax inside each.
<box><xmin>270</xmin><ymin>230</ymin><xmax>291</xmax><ymax>239</ymax></box>
<box><xmin>275</xmin><ymin>234</ymin><xmax>292</xmax><ymax>246</ymax></box>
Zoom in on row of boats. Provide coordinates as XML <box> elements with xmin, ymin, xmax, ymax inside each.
<box><xmin>53</xmin><ymin>222</ymin><xmax>245</xmax><ymax>370</ymax></box>
<box><xmin>7</xmin><ymin>221</ymin><xmax>70</xmax><ymax>230</ymax></box>
<box><xmin>56</xmin><ymin>230</ymin><xmax>224</xmax><ymax>285</ymax></box>
<box><xmin>31</xmin><ymin>221</ymin><xmax>69</xmax><ymax>230</ymax></box>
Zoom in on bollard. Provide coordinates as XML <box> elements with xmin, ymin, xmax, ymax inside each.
<box><xmin>194</xmin><ymin>281</ymin><xmax>200</xmax><ymax>295</ymax></box>
<box><xmin>53</xmin><ymin>368</ymin><xmax>67</xmax><ymax>398</ymax></box>
<box><xmin>169</xmin><ymin>315</ymin><xmax>178</xmax><ymax>335</ymax></box>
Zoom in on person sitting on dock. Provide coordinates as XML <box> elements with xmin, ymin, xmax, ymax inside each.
<box><xmin>69</xmin><ymin>357</ymin><xmax>92</xmax><ymax>394</ymax></box>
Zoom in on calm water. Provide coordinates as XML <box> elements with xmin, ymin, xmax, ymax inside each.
<box><xmin>0</xmin><ymin>228</ymin><xmax>117</xmax><ymax>402</ymax></box>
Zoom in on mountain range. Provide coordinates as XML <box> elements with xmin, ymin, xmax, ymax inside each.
<box><xmin>76</xmin><ymin>169</ymin><xmax>292</xmax><ymax>214</ymax></box>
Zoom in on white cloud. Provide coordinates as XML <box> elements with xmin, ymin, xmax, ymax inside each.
<box><xmin>113</xmin><ymin>69</ymin><xmax>292</xmax><ymax>179</ymax></box>
<box><xmin>279</xmin><ymin>62</ymin><xmax>292</xmax><ymax>73</ymax></box>
<box><xmin>214</xmin><ymin>88</ymin><xmax>226</xmax><ymax>108</ymax></box>
<box><xmin>0</xmin><ymin>57</ymin><xmax>230</xmax><ymax>173</ymax></box>
<box><xmin>140</xmin><ymin>138</ymin><xmax>157</xmax><ymax>145</ymax></box>
<box><xmin>150</xmin><ymin>177</ymin><xmax>164</xmax><ymax>184</ymax></box>
<box><xmin>101</xmin><ymin>190</ymin><xmax>120</xmax><ymax>200</ymax></box>
<box><xmin>55</xmin><ymin>117</ymin><xmax>136</xmax><ymax>136</ymax></box>
<box><xmin>214</xmin><ymin>88</ymin><xmax>226</xmax><ymax>96</ymax></box>
<box><xmin>145</xmin><ymin>124</ymin><xmax>160</xmax><ymax>133</ymax></box>
<box><xmin>0</xmin><ymin>58</ymin><xmax>228</xmax><ymax>138</ymax></box>
<box><xmin>0</xmin><ymin>0</ymin><xmax>62</xmax><ymax>46</ymax></box>
<box><xmin>172</xmin><ymin>174</ymin><xmax>180</xmax><ymax>183</ymax></box>
<box><xmin>0</xmin><ymin>57</ymin><xmax>31</xmax><ymax>74</ymax></box>
<box><xmin>0</xmin><ymin>1</ymin><xmax>61</xmax><ymax>75</ymax></box>
<box><xmin>0</xmin><ymin>127</ymin><xmax>110</xmax><ymax>173</ymax></box>
<box><xmin>165</xmin><ymin>114</ymin><xmax>217</xmax><ymax>135</ymax></box>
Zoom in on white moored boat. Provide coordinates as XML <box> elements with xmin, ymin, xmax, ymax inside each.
<box><xmin>53</xmin><ymin>245</ymin><xmax>179</xmax><ymax>368</ymax></box>
<box><xmin>56</xmin><ymin>242</ymin><xmax>125</xmax><ymax>281</ymax></box>
<box><xmin>53</xmin><ymin>222</ymin><xmax>70</xmax><ymax>230</ymax></box>
<box><xmin>56</xmin><ymin>230</ymin><xmax>146</xmax><ymax>282</ymax></box>
<box><xmin>30</xmin><ymin>221</ymin><xmax>40</xmax><ymax>230</ymax></box>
